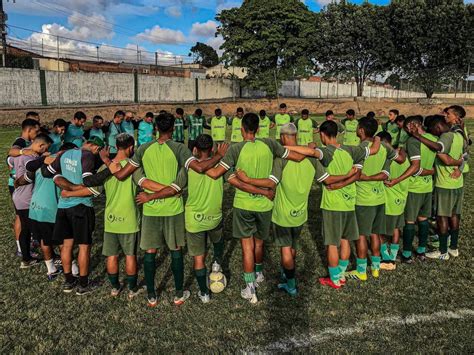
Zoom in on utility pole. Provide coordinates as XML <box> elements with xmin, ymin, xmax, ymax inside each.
<box><xmin>96</xmin><ymin>46</ymin><xmax>99</xmax><ymax>62</ymax></box>
<box><xmin>0</xmin><ymin>0</ymin><xmax>9</xmax><ymax>67</ymax></box>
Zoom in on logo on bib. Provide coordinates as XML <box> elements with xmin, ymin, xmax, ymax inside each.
<box><xmin>194</xmin><ymin>213</ymin><xmax>218</xmax><ymax>222</ymax></box>
<box><xmin>372</xmin><ymin>187</ymin><xmax>382</xmax><ymax>194</ymax></box>
<box><xmin>290</xmin><ymin>209</ymin><xmax>304</xmax><ymax>218</ymax></box>
<box><xmin>107</xmin><ymin>213</ymin><xmax>125</xmax><ymax>223</ymax></box>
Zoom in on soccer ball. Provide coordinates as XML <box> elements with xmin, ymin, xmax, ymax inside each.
<box><xmin>209</xmin><ymin>272</ymin><xmax>227</xmax><ymax>293</ymax></box>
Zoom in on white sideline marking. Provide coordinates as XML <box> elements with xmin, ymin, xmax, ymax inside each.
<box><xmin>249</xmin><ymin>309</ymin><xmax>474</xmax><ymax>352</ymax></box>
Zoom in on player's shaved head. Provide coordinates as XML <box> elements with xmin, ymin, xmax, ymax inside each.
<box><xmin>195</xmin><ymin>134</ymin><xmax>213</xmax><ymax>152</ymax></box>
<box><xmin>242</xmin><ymin>112</ymin><xmax>259</xmax><ymax>134</ymax></box>
<box><xmin>319</xmin><ymin>120</ymin><xmax>338</xmax><ymax>138</ymax></box>
<box><xmin>357</xmin><ymin>117</ymin><xmax>378</xmax><ymax>138</ymax></box>
<box><xmin>155</xmin><ymin>112</ymin><xmax>175</xmax><ymax>133</ymax></box>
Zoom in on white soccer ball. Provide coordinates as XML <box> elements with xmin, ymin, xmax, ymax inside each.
<box><xmin>209</xmin><ymin>271</ymin><xmax>227</xmax><ymax>293</ymax></box>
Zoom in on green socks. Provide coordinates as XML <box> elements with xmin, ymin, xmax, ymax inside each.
<box><xmin>390</xmin><ymin>244</ymin><xmax>400</xmax><ymax>261</ymax></box>
<box><xmin>417</xmin><ymin>220</ymin><xmax>430</xmax><ymax>253</ymax></box>
<box><xmin>194</xmin><ymin>268</ymin><xmax>208</xmax><ymax>295</ymax></box>
<box><xmin>403</xmin><ymin>223</ymin><xmax>416</xmax><ymax>256</ymax></box>
<box><xmin>171</xmin><ymin>250</ymin><xmax>185</xmax><ymax>298</ymax></box>
<box><xmin>338</xmin><ymin>259</ymin><xmax>349</xmax><ymax>275</ymax></box>
<box><xmin>212</xmin><ymin>239</ymin><xmax>224</xmax><ymax>265</ymax></box>
<box><xmin>381</xmin><ymin>243</ymin><xmax>390</xmax><ymax>261</ymax></box>
<box><xmin>143</xmin><ymin>252</ymin><xmax>156</xmax><ymax>297</ymax></box>
<box><xmin>283</xmin><ymin>268</ymin><xmax>296</xmax><ymax>289</ymax></box>
<box><xmin>449</xmin><ymin>229</ymin><xmax>459</xmax><ymax>250</ymax></box>
<box><xmin>255</xmin><ymin>263</ymin><xmax>263</xmax><ymax>273</ymax></box>
<box><xmin>439</xmin><ymin>233</ymin><xmax>449</xmax><ymax>254</ymax></box>
<box><xmin>371</xmin><ymin>256</ymin><xmax>381</xmax><ymax>271</ymax></box>
<box><xmin>356</xmin><ymin>258</ymin><xmax>367</xmax><ymax>274</ymax></box>
<box><xmin>329</xmin><ymin>266</ymin><xmax>340</xmax><ymax>283</ymax></box>
<box><xmin>243</xmin><ymin>272</ymin><xmax>256</xmax><ymax>290</ymax></box>
<box><xmin>108</xmin><ymin>273</ymin><xmax>120</xmax><ymax>289</ymax></box>
<box><xmin>127</xmin><ymin>274</ymin><xmax>138</xmax><ymax>291</ymax></box>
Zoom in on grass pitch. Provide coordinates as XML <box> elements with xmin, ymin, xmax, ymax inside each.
<box><xmin>1</xmin><ymin>119</ymin><xmax>473</xmax><ymax>353</ymax></box>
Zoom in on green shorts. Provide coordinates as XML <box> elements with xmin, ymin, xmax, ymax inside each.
<box><xmin>232</xmin><ymin>208</ymin><xmax>272</xmax><ymax>240</ymax></box>
<box><xmin>322</xmin><ymin>210</ymin><xmax>359</xmax><ymax>246</ymax></box>
<box><xmin>355</xmin><ymin>204</ymin><xmax>386</xmax><ymax>237</ymax></box>
<box><xmin>141</xmin><ymin>213</ymin><xmax>185</xmax><ymax>251</ymax></box>
<box><xmin>186</xmin><ymin>225</ymin><xmax>223</xmax><ymax>257</ymax></box>
<box><xmin>102</xmin><ymin>232</ymin><xmax>139</xmax><ymax>256</ymax></box>
<box><xmin>385</xmin><ymin>214</ymin><xmax>405</xmax><ymax>236</ymax></box>
<box><xmin>404</xmin><ymin>192</ymin><xmax>432</xmax><ymax>222</ymax></box>
<box><xmin>436</xmin><ymin>187</ymin><xmax>463</xmax><ymax>217</ymax></box>
<box><xmin>273</xmin><ymin>224</ymin><xmax>303</xmax><ymax>249</ymax></box>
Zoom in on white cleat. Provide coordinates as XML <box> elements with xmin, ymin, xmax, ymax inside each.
<box><xmin>255</xmin><ymin>272</ymin><xmax>265</xmax><ymax>287</ymax></box>
<box><xmin>241</xmin><ymin>286</ymin><xmax>258</xmax><ymax>304</ymax></box>
<box><xmin>448</xmin><ymin>248</ymin><xmax>459</xmax><ymax>257</ymax></box>
<box><xmin>174</xmin><ymin>290</ymin><xmax>191</xmax><ymax>306</ymax></box>
<box><xmin>211</xmin><ymin>261</ymin><xmax>223</xmax><ymax>273</ymax></box>
<box><xmin>426</xmin><ymin>250</ymin><xmax>450</xmax><ymax>260</ymax></box>
<box><xmin>198</xmin><ymin>291</ymin><xmax>210</xmax><ymax>304</ymax></box>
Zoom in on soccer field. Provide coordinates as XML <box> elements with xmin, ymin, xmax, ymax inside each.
<box><xmin>1</xmin><ymin>120</ymin><xmax>473</xmax><ymax>353</ymax></box>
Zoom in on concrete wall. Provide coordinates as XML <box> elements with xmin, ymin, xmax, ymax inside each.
<box><xmin>139</xmin><ymin>75</ymin><xmax>195</xmax><ymax>102</ymax></box>
<box><xmin>0</xmin><ymin>68</ymin><xmax>42</xmax><ymax>106</ymax></box>
<box><xmin>197</xmin><ymin>79</ymin><xmax>238</xmax><ymax>100</ymax></box>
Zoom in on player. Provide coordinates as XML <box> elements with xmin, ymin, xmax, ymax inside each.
<box><xmin>11</xmin><ymin>134</ymin><xmax>53</xmax><ymax>268</ymax></box>
<box><xmin>229</xmin><ymin>107</ymin><xmax>245</xmax><ymax>144</ymax></box>
<box><xmin>209</xmin><ymin>108</ymin><xmax>227</xmax><ymax>145</ymax></box>
<box><xmin>136</xmin><ymin>134</ymin><xmax>227</xmax><ymax>303</ymax></box>
<box><xmin>325</xmin><ymin>110</ymin><xmax>345</xmax><ymax>134</ymax></box>
<box><xmin>256</xmin><ymin>110</ymin><xmax>272</xmax><ymax>139</ymax></box>
<box><xmin>383</xmin><ymin>109</ymin><xmax>400</xmax><ymax>143</ymax></box>
<box><xmin>85</xmin><ymin>116</ymin><xmax>105</xmax><ymax>141</ymax></box>
<box><xmin>173</xmin><ymin>108</ymin><xmax>187</xmax><ymax>144</ymax></box>
<box><xmin>48</xmin><ymin>119</ymin><xmax>67</xmax><ymax>154</ymax></box>
<box><xmin>121</xmin><ymin>112</ymin><xmax>138</xmax><ymax>137</ymax></box>
<box><xmin>42</xmin><ymin>137</ymin><xmax>105</xmax><ymax>295</ymax></box>
<box><xmin>64</xmin><ymin>111</ymin><xmax>87</xmax><ymax>148</ymax></box>
<box><xmin>107</xmin><ymin>111</ymin><xmax>125</xmax><ymax>157</ymax></box>
<box><xmin>272</xmin><ymin>103</ymin><xmax>293</xmax><ymax>140</ymax></box>
<box><xmin>110</xmin><ymin>112</ymin><xmax>227</xmax><ymax>307</ymax></box>
<box><xmin>295</xmin><ymin>109</ymin><xmax>318</xmax><ymax>146</ymax></box>
<box><xmin>138</xmin><ymin>112</ymin><xmax>155</xmax><ymax>146</ymax></box>
<box><xmin>394</xmin><ymin>115</ymin><xmax>409</xmax><ymax>148</ymax></box>
<box><xmin>341</xmin><ymin>109</ymin><xmax>359</xmax><ymax>146</ymax></box>
<box><xmin>188</xmin><ymin>109</ymin><xmax>210</xmax><ymax>151</ymax></box>
<box><xmin>407</xmin><ymin>115</ymin><xmax>465</xmax><ymax>260</ymax></box>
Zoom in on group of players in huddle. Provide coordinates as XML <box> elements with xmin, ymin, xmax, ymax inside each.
<box><xmin>6</xmin><ymin>103</ymin><xmax>469</xmax><ymax>306</ymax></box>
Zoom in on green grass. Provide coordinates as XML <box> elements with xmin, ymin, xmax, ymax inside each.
<box><xmin>1</xmin><ymin>121</ymin><xmax>473</xmax><ymax>353</ymax></box>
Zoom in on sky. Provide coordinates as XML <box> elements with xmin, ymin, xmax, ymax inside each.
<box><xmin>4</xmin><ymin>0</ymin><xmax>473</xmax><ymax>65</ymax></box>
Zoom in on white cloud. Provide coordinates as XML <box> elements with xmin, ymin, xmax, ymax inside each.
<box><xmin>190</xmin><ymin>20</ymin><xmax>218</xmax><ymax>38</ymax></box>
<box><xmin>216</xmin><ymin>1</ymin><xmax>242</xmax><ymax>13</ymax></box>
<box><xmin>206</xmin><ymin>35</ymin><xmax>225</xmax><ymax>55</ymax></box>
<box><xmin>315</xmin><ymin>0</ymin><xmax>338</xmax><ymax>6</ymax></box>
<box><xmin>165</xmin><ymin>6</ymin><xmax>182</xmax><ymax>17</ymax></box>
<box><xmin>135</xmin><ymin>25</ymin><xmax>186</xmax><ymax>44</ymax></box>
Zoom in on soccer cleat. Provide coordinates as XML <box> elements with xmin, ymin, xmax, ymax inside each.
<box><xmin>277</xmin><ymin>282</ymin><xmax>298</xmax><ymax>296</ymax></box>
<box><xmin>241</xmin><ymin>286</ymin><xmax>258</xmax><ymax>304</ymax></box>
<box><xmin>127</xmin><ymin>287</ymin><xmax>143</xmax><ymax>300</ymax></box>
<box><xmin>15</xmin><ymin>250</ymin><xmax>22</xmax><ymax>258</ymax></box>
<box><xmin>211</xmin><ymin>261</ymin><xmax>223</xmax><ymax>273</ymax></box>
<box><xmin>62</xmin><ymin>277</ymin><xmax>78</xmax><ymax>293</ymax></box>
<box><xmin>20</xmin><ymin>259</ymin><xmax>40</xmax><ymax>269</ymax></box>
<box><xmin>345</xmin><ymin>270</ymin><xmax>367</xmax><ymax>281</ymax></box>
<box><xmin>110</xmin><ymin>285</ymin><xmax>123</xmax><ymax>297</ymax></box>
<box><xmin>147</xmin><ymin>296</ymin><xmax>158</xmax><ymax>307</ymax></box>
<box><xmin>318</xmin><ymin>277</ymin><xmax>341</xmax><ymax>289</ymax></box>
<box><xmin>448</xmin><ymin>248</ymin><xmax>459</xmax><ymax>257</ymax></box>
<box><xmin>47</xmin><ymin>269</ymin><xmax>62</xmax><ymax>281</ymax></box>
<box><xmin>174</xmin><ymin>290</ymin><xmax>191</xmax><ymax>306</ymax></box>
<box><xmin>75</xmin><ymin>281</ymin><xmax>100</xmax><ymax>296</ymax></box>
<box><xmin>255</xmin><ymin>272</ymin><xmax>265</xmax><ymax>287</ymax></box>
<box><xmin>401</xmin><ymin>255</ymin><xmax>415</xmax><ymax>264</ymax></box>
<box><xmin>426</xmin><ymin>250</ymin><xmax>450</xmax><ymax>260</ymax></box>
<box><xmin>415</xmin><ymin>251</ymin><xmax>426</xmax><ymax>262</ymax></box>
<box><xmin>198</xmin><ymin>291</ymin><xmax>211</xmax><ymax>303</ymax></box>
<box><xmin>371</xmin><ymin>269</ymin><xmax>380</xmax><ymax>278</ymax></box>
<box><xmin>380</xmin><ymin>261</ymin><xmax>396</xmax><ymax>271</ymax></box>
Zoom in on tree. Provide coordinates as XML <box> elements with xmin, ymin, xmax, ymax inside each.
<box><xmin>314</xmin><ymin>1</ymin><xmax>394</xmax><ymax>97</ymax></box>
<box><xmin>189</xmin><ymin>42</ymin><xmax>219</xmax><ymax>67</ymax></box>
<box><xmin>389</xmin><ymin>0</ymin><xmax>472</xmax><ymax>98</ymax></box>
<box><xmin>384</xmin><ymin>73</ymin><xmax>402</xmax><ymax>90</ymax></box>
<box><xmin>217</xmin><ymin>0</ymin><xmax>316</xmax><ymax>96</ymax></box>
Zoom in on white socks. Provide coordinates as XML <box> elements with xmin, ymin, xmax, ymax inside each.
<box><xmin>45</xmin><ymin>259</ymin><xmax>57</xmax><ymax>275</ymax></box>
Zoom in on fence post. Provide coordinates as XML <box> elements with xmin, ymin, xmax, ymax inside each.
<box><xmin>195</xmin><ymin>78</ymin><xmax>199</xmax><ymax>102</ymax></box>
<box><xmin>39</xmin><ymin>70</ymin><xmax>47</xmax><ymax>106</ymax></box>
<box><xmin>134</xmin><ymin>71</ymin><xmax>139</xmax><ymax>103</ymax></box>
<box><xmin>319</xmin><ymin>81</ymin><xmax>322</xmax><ymax>98</ymax></box>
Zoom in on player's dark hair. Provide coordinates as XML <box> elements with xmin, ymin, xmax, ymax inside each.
<box><xmin>376</xmin><ymin>131</ymin><xmax>392</xmax><ymax>144</ymax></box>
<box><xmin>279</xmin><ymin>103</ymin><xmax>287</xmax><ymax>109</ymax></box>
<box><xmin>367</xmin><ymin>111</ymin><xmax>376</xmax><ymax>119</ymax></box>
<box><xmin>92</xmin><ymin>115</ymin><xmax>103</xmax><ymax>123</ymax></box>
<box><xmin>155</xmin><ymin>112</ymin><xmax>175</xmax><ymax>133</ymax></box>
<box><xmin>74</xmin><ymin>111</ymin><xmax>87</xmax><ymax>121</ymax></box>
<box><xmin>176</xmin><ymin>108</ymin><xmax>184</xmax><ymax>115</ymax></box>
<box><xmin>34</xmin><ymin>133</ymin><xmax>53</xmax><ymax>145</ymax></box>
<box><xmin>159</xmin><ymin>110</ymin><xmax>167</xmax><ymax>114</ymax></box>
<box><xmin>116</xmin><ymin>133</ymin><xmax>135</xmax><ymax>150</ymax></box>
<box><xmin>53</xmin><ymin>118</ymin><xmax>67</xmax><ymax>127</ymax></box>
<box><xmin>26</xmin><ymin>111</ymin><xmax>39</xmax><ymax>119</ymax></box>
<box><xmin>389</xmin><ymin>109</ymin><xmax>399</xmax><ymax>116</ymax></box>
<box><xmin>59</xmin><ymin>142</ymin><xmax>77</xmax><ymax>151</ymax></box>
<box><xmin>346</xmin><ymin>109</ymin><xmax>355</xmax><ymax>116</ymax></box>
<box><xmin>319</xmin><ymin>120</ymin><xmax>338</xmax><ymax>138</ymax></box>
<box><xmin>195</xmin><ymin>134</ymin><xmax>213</xmax><ymax>152</ymax></box>
<box><xmin>325</xmin><ymin>110</ymin><xmax>334</xmax><ymax>117</ymax></box>
<box><xmin>215</xmin><ymin>108</ymin><xmax>222</xmax><ymax>116</ymax></box>
<box><xmin>403</xmin><ymin>115</ymin><xmax>423</xmax><ymax>130</ymax></box>
<box><xmin>302</xmin><ymin>109</ymin><xmax>309</xmax><ymax>116</ymax></box>
<box><xmin>358</xmin><ymin>116</ymin><xmax>378</xmax><ymax>137</ymax></box>
<box><xmin>259</xmin><ymin>109</ymin><xmax>266</xmax><ymax>117</ymax></box>
<box><xmin>242</xmin><ymin>113</ymin><xmax>259</xmax><ymax>134</ymax></box>
<box><xmin>448</xmin><ymin>105</ymin><xmax>466</xmax><ymax>119</ymax></box>
<box><xmin>145</xmin><ymin>112</ymin><xmax>154</xmax><ymax>119</ymax></box>
<box><xmin>114</xmin><ymin>110</ymin><xmax>125</xmax><ymax>118</ymax></box>
<box><xmin>442</xmin><ymin>107</ymin><xmax>450</xmax><ymax>114</ymax></box>
<box><xmin>195</xmin><ymin>109</ymin><xmax>203</xmax><ymax>116</ymax></box>
<box><xmin>237</xmin><ymin>107</ymin><xmax>244</xmax><ymax>113</ymax></box>
<box><xmin>21</xmin><ymin>118</ymin><xmax>39</xmax><ymax>130</ymax></box>
<box><xmin>395</xmin><ymin>115</ymin><xmax>406</xmax><ymax>124</ymax></box>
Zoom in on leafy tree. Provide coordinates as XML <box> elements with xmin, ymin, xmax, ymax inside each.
<box><xmin>384</xmin><ymin>73</ymin><xmax>402</xmax><ymax>90</ymax></box>
<box><xmin>217</xmin><ymin>0</ymin><xmax>316</xmax><ymax>96</ymax></box>
<box><xmin>389</xmin><ymin>0</ymin><xmax>472</xmax><ymax>98</ymax></box>
<box><xmin>189</xmin><ymin>42</ymin><xmax>219</xmax><ymax>67</ymax></box>
<box><xmin>314</xmin><ymin>1</ymin><xmax>394</xmax><ymax>97</ymax></box>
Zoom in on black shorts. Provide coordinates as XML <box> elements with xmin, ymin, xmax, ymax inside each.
<box><xmin>8</xmin><ymin>185</ymin><xmax>14</xmax><ymax>196</ymax></box>
<box><xmin>53</xmin><ymin>204</ymin><xmax>95</xmax><ymax>245</ymax></box>
<box><xmin>31</xmin><ymin>220</ymin><xmax>55</xmax><ymax>246</ymax></box>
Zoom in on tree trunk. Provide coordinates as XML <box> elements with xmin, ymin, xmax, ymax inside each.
<box><xmin>356</xmin><ymin>78</ymin><xmax>364</xmax><ymax>97</ymax></box>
